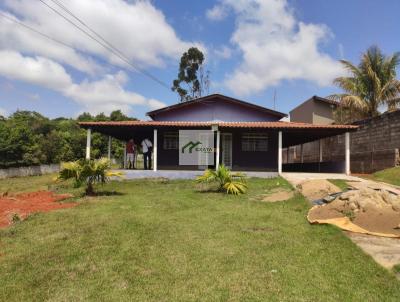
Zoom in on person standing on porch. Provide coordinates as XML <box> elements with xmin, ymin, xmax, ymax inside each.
<box><xmin>141</xmin><ymin>138</ymin><xmax>153</xmax><ymax>170</ymax></box>
<box><xmin>126</xmin><ymin>139</ymin><xmax>135</xmax><ymax>169</ymax></box>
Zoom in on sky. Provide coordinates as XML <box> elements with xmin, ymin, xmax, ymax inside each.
<box><xmin>0</xmin><ymin>0</ymin><xmax>399</xmax><ymax>120</ymax></box>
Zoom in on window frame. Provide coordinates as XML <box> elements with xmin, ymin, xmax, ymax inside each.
<box><xmin>241</xmin><ymin>132</ymin><xmax>268</xmax><ymax>152</ymax></box>
<box><xmin>163</xmin><ymin>131</ymin><xmax>179</xmax><ymax>150</ymax></box>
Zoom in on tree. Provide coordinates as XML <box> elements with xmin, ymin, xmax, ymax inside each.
<box><xmin>172</xmin><ymin>47</ymin><xmax>210</xmax><ymax>102</ymax></box>
<box><xmin>0</xmin><ymin>110</ymin><xmax>137</xmax><ymax>168</ymax></box>
<box><xmin>330</xmin><ymin>46</ymin><xmax>400</xmax><ymax>123</ymax></box>
<box><xmin>58</xmin><ymin>158</ymin><xmax>122</xmax><ymax>195</ymax></box>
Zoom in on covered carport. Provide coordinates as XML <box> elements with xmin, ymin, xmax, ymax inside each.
<box><xmin>79</xmin><ymin>121</ymin><xmax>358</xmax><ymax>175</ymax></box>
<box><xmin>281</xmin><ymin>125</ymin><xmax>357</xmax><ymax>174</ymax></box>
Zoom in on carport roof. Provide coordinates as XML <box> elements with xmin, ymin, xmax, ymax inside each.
<box><xmin>79</xmin><ymin>120</ymin><xmax>357</xmax><ymax>130</ymax></box>
<box><xmin>79</xmin><ymin>121</ymin><xmax>357</xmax><ymax>147</ymax></box>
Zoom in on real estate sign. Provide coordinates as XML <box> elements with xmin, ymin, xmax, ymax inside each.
<box><xmin>179</xmin><ymin>130</ymin><xmax>215</xmax><ymax>165</ymax></box>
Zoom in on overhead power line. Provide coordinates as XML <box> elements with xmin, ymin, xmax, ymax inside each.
<box><xmin>0</xmin><ymin>11</ymin><xmax>75</xmax><ymax>51</ymax></box>
<box><xmin>36</xmin><ymin>0</ymin><xmax>171</xmax><ymax>90</ymax></box>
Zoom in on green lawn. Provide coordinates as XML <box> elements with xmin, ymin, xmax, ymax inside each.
<box><xmin>327</xmin><ymin>179</ymin><xmax>349</xmax><ymax>191</ymax></box>
<box><xmin>1</xmin><ymin>176</ymin><xmax>400</xmax><ymax>301</ymax></box>
<box><xmin>368</xmin><ymin>167</ymin><xmax>400</xmax><ymax>187</ymax></box>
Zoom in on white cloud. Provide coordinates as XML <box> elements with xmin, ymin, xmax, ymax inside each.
<box><xmin>213</xmin><ymin>45</ymin><xmax>232</xmax><ymax>59</ymax></box>
<box><xmin>0</xmin><ymin>50</ymin><xmax>73</xmax><ymax>90</ymax></box>
<box><xmin>148</xmin><ymin>99</ymin><xmax>167</xmax><ymax>110</ymax></box>
<box><xmin>0</xmin><ymin>11</ymin><xmax>103</xmax><ymax>74</ymax></box>
<box><xmin>3</xmin><ymin>0</ymin><xmax>199</xmax><ymax>69</ymax></box>
<box><xmin>206</xmin><ymin>5</ymin><xmax>228</xmax><ymax>21</ymax></box>
<box><xmin>0</xmin><ymin>0</ymin><xmax>194</xmax><ymax>115</ymax></box>
<box><xmin>0</xmin><ymin>51</ymin><xmax>163</xmax><ymax>115</ymax></box>
<box><xmin>216</xmin><ymin>0</ymin><xmax>343</xmax><ymax>96</ymax></box>
<box><xmin>65</xmin><ymin>71</ymin><xmax>151</xmax><ymax>114</ymax></box>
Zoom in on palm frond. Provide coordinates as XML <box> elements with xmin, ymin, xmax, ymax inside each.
<box><xmin>332</xmin><ymin>46</ymin><xmax>400</xmax><ymax>120</ymax></box>
<box><xmin>196</xmin><ymin>165</ymin><xmax>247</xmax><ymax>195</ymax></box>
<box><xmin>223</xmin><ymin>181</ymin><xmax>248</xmax><ymax>195</ymax></box>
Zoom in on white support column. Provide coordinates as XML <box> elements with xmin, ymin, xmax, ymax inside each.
<box><xmin>153</xmin><ymin>129</ymin><xmax>158</xmax><ymax>171</ymax></box>
<box><xmin>278</xmin><ymin>131</ymin><xmax>282</xmax><ymax>174</ymax></box>
<box><xmin>345</xmin><ymin>132</ymin><xmax>350</xmax><ymax>175</ymax></box>
<box><xmin>108</xmin><ymin>136</ymin><xmax>112</xmax><ymax>161</ymax></box>
<box><xmin>216</xmin><ymin>130</ymin><xmax>220</xmax><ymax>170</ymax></box>
<box><xmin>86</xmin><ymin>128</ymin><xmax>91</xmax><ymax>160</ymax></box>
<box><xmin>319</xmin><ymin>139</ymin><xmax>323</xmax><ymax>163</ymax></box>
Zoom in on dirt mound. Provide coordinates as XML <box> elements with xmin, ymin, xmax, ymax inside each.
<box><xmin>297</xmin><ymin>179</ymin><xmax>341</xmax><ymax>201</ymax></box>
<box><xmin>261</xmin><ymin>188</ymin><xmax>294</xmax><ymax>202</ymax></box>
<box><xmin>0</xmin><ymin>191</ymin><xmax>75</xmax><ymax>228</ymax></box>
<box><xmin>308</xmin><ymin>188</ymin><xmax>400</xmax><ymax>236</ymax></box>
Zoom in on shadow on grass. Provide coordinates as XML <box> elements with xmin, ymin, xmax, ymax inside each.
<box><xmin>79</xmin><ymin>191</ymin><xmax>126</xmax><ymax>198</ymax></box>
<box><xmin>194</xmin><ymin>183</ymin><xmax>223</xmax><ymax>194</ymax></box>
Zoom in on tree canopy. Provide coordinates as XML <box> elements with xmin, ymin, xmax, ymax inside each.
<box><xmin>0</xmin><ymin>110</ymin><xmax>135</xmax><ymax>168</ymax></box>
<box><xmin>172</xmin><ymin>47</ymin><xmax>210</xmax><ymax>102</ymax></box>
<box><xmin>330</xmin><ymin>46</ymin><xmax>400</xmax><ymax>123</ymax></box>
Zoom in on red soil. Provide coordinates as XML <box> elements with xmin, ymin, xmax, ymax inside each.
<box><xmin>0</xmin><ymin>191</ymin><xmax>76</xmax><ymax>228</ymax></box>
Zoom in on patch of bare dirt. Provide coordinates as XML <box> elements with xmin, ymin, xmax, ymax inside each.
<box><xmin>260</xmin><ymin>188</ymin><xmax>294</xmax><ymax>202</ymax></box>
<box><xmin>0</xmin><ymin>191</ymin><xmax>75</xmax><ymax>228</ymax></box>
<box><xmin>297</xmin><ymin>179</ymin><xmax>341</xmax><ymax>201</ymax></box>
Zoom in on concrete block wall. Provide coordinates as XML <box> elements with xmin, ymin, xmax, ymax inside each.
<box><xmin>0</xmin><ymin>164</ymin><xmax>60</xmax><ymax>179</ymax></box>
<box><xmin>283</xmin><ymin>110</ymin><xmax>400</xmax><ymax>173</ymax></box>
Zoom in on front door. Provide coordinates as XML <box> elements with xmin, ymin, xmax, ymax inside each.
<box><xmin>221</xmin><ymin>133</ymin><xmax>232</xmax><ymax>169</ymax></box>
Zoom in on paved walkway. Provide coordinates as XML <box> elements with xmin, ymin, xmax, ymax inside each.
<box><xmin>281</xmin><ymin>172</ymin><xmax>362</xmax><ymax>187</ymax></box>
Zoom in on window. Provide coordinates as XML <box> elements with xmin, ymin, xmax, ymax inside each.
<box><xmin>241</xmin><ymin>133</ymin><xmax>268</xmax><ymax>152</ymax></box>
<box><xmin>163</xmin><ymin>132</ymin><xmax>178</xmax><ymax>150</ymax></box>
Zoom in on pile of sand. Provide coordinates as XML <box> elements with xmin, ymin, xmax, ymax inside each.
<box><xmin>308</xmin><ymin>187</ymin><xmax>400</xmax><ymax>236</ymax></box>
<box><xmin>297</xmin><ymin>179</ymin><xmax>341</xmax><ymax>201</ymax></box>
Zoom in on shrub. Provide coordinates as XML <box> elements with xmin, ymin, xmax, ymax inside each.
<box><xmin>58</xmin><ymin>158</ymin><xmax>122</xmax><ymax>195</ymax></box>
<box><xmin>196</xmin><ymin>165</ymin><xmax>247</xmax><ymax>195</ymax></box>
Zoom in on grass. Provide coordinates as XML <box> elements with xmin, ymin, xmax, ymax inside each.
<box><xmin>1</xmin><ymin>175</ymin><xmax>400</xmax><ymax>301</ymax></box>
<box><xmin>328</xmin><ymin>179</ymin><xmax>349</xmax><ymax>191</ymax></box>
<box><xmin>0</xmin><ymin>173</ymin><xmax>57</xmax><ymax>193</ymax></box>
<box><xmin>393</xmin><ymin>264</ymin><xmax>400</xmax><ymax>274</ymax></box>
<box><xmin>367</xmin><ymin>167</ymin><xmax>400</xmax><ymax>187</ymax></box>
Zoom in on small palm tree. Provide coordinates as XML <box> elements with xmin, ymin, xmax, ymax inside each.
<box><xmin>330</xmin><ymin>46</ymin><xmax>400</xmax><ymax>122</ymax></box>
<box><xmin>58</xmin><ymin>158</ymin><xmax>122</xmax><ymax>195</ymax></box>
<box><xmin>196</xmin><ymin>165</ymin><xmax>247</xmax><ymax>195</ymax></box>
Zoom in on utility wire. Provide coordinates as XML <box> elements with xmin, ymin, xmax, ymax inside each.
<box><xmin>37</xmin><ymin>0</ymin><xmax>171</xmax><ymax>90</ymax></box>
<box><xmin>0</xmin><ymin>11</ymin><xmax>75</xmax><ymax>51</ymax></box>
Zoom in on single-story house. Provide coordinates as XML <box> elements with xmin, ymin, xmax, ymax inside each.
<box><xmin>79</xmin><ymin>94</ymin><xmax>357</xmax><ymax>174</ymax></box>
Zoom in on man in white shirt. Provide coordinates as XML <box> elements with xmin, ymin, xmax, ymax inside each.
<box><xmin>141</xmin><ymin>138</ymin><xmax>153</xmax><ymax>170</ymax></box>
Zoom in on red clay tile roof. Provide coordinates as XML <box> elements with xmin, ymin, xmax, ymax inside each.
<box><xmin>79</xmin><ymin>120</ymin><xmax>358</xmax><ymax>130</ymax></box>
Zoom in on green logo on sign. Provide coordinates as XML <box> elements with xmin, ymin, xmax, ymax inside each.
<box><xmin>182</xmin><ymin>141</ymin><xmax>202</xmax><ymax>153</ymax></box>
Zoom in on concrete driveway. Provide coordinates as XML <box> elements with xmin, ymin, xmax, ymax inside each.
<box><xmin>281</xmin><ymin>172</ymin><xmax>361</xmax><ymax>187</ymax></box>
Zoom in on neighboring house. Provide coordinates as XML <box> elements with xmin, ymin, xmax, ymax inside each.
<box><xmin>79</xmin><ymin>94</ymin><xmax>356</xmax><ymax>174</ymax></box>
<box><xmin>290</xmin><ymin>96</ymin><xmax>339</xmax><ymax>125</ymax></box>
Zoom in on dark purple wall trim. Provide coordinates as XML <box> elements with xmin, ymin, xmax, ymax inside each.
<box><xmin>156</xmin><ymin>128</ymin><xmax>279</xmax><ymax>172</ymax></box>
<box><xmin>152</xmin><ymin>99</ymin><xmax>282</xmax><ymax>122</ymax></box>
